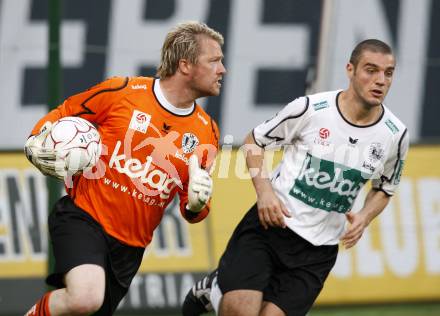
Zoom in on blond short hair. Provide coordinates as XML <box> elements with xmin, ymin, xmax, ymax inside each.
<box><xmin>156</xmin><ymin>21</ymin><xmax>224</xmax><ymax>79</ymax></box>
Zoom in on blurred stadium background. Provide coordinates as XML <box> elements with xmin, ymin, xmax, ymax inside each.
<box><xmin>1</xmin><ymin>0</ymin><xmax>439</xmax><ymax>315</ymax></box>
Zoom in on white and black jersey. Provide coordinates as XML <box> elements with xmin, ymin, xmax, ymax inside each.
<box><xmin>253</xmin><ymin>90</ymin><xmax>409</xmax><ymax>246</ymax></box>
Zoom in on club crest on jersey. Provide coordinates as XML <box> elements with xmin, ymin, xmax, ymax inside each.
<box><xmin>182</xmin><ymin>133</ymin><xmax>199</xmax><ymax>154</ymax></box>
<box><xmin>129</xmin><ymin>110</ymin><xmax>151</xmax><ymax>134</ymax></box>
<box><xmin>368</xmin><ymin>142</ymin><xmax>384</xmax><ymax>162</ymax></box>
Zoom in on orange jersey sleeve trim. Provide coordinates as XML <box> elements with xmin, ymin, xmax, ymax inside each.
<box><xmin>29</xmin><ymin>77</ymin><xmax>129</xmax><ymax>136</ymax></box>
<box><xmin>181</xmin><ymin>204</ymin><xmax>210</xmax><ymax>224</ymax></box>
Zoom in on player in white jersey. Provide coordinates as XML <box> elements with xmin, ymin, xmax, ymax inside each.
<box><xmin>182</xmin><ymin>39</ymin><xmax>409</xmax><ymax>316</ymax></box>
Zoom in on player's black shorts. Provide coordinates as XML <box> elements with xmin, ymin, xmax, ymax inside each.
<box><xmin>217</xmin><ymin>204</ymin><xmax>338</xmax><ymax>316</ymax></box>
<box><xmin>47</xmin><ymin>195</ymin><xmax>145</xmax><ymax>315</ymax></box>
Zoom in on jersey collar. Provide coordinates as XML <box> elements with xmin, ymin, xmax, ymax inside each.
<box><xmin>154</xmin><ymin>79</ymin><xmax>195</xmax><ymax>116</ymax></box>
<box><xmin>336</xmin><ymin>91</ymin><xmax>385</xmax><ymax>128</ymax></box>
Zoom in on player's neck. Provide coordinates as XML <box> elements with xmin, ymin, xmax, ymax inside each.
<box><xmin>339</xmin><ymin>90</ymin><xmax>383</xmax><ymax>126</ymax></box>
<box><xmin>159</xmin><ymin>77</ymin><xmax>196</xmax><ymax>109</ymax></box>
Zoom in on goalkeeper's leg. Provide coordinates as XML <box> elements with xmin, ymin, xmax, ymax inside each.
<box><xmin>24</xmin><ymin>264</ymin><xmax>105</xmax><ymax>316</ymax></box>
<box><xmin>25</xmin><ymin>292</ymin><xmax>52</xmax><ymax>316</ymax></box>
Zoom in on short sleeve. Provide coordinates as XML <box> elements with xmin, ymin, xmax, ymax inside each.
<box><xmin>372</xmin><ymin>129</ymin><xmax>409</xmax><ymax>195</ymax></box>
<box><xmin>30</xmin><ymin>77</ymin><xmax>129</xmax><ymax>136</ymax></box>
<box><xmin>252</xmin><ymin>96</ymin><xmax>309</xmax><ymax>148</ymax></box>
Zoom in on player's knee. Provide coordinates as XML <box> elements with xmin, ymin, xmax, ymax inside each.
<box><xmin>67</xmin><ymin>291</ymin><xmax>104</xmax><ymax>315</ymax></box>
<box><xmin>220</xmin><ymin>300</ymin><xmax>252</xmax><ymax>316</ymax></box>
<box><xmin>220</xmin><ymin>291</ymin><xmax>261</xmax><ymax>316</ymax></box>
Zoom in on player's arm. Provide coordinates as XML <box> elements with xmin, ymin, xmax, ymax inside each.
<box><xmin>25</xmin><ymin>77</ymin><xmax>128</xmax><ymax>176</ymax></box>
<box><xmin>178</xmin><ymin>155</ymin><xmax>212</xmax><ymax>223</ymax></box>
<box><xmin>24</xmin><ymin>121</ymin><xmax>61</xmax><ymax>178</ymax></box>
<box><xmin>342</xmin><ymin>128</ymin><xmax>409</xmax><ymax>249</ymax></box>
<box><xmin>341</xmin><ymin>189</ymin><xmax>390</xmax><ymax>249</ymax></box>
<box><xmin>29</xmin><ymin>76</ymin><xmax>128</xmax><ymax>136</ymax></box>
<box><xmin>247</xmin><ymin>97</ymin><xmax>309</xmax><ymax>229</ymax></box>
<box><xmin>179</xmin><ymin>119</ymin><xmax>219</xmax><ymax>223</ymax></box>
<box><xmin>244</xmin><ymin>133</ymin><xmax>291</xmax><ymax>229</ymax></box>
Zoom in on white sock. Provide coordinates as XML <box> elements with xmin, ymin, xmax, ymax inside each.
<box><xmin>210</xmin><ymin>275</ymin><xmax>223</xmax><ymax>314</ymax></box>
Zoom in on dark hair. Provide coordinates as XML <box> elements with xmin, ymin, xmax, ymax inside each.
<box><xmin>349</xmin><ymin>39</ymin><xmax>393</xmax><ymax>67</ymax></box>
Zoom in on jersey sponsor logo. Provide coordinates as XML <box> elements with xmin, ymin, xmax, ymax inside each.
<box><xmin>181</xmin><ymin>133</ymin><xmax>199</xmax><ymax>154</ymax></box>
<box><xmin>313</xmin><ymin>100</ymin><xmax>329</xmax><ymax>111</ymax></box>
<box><xmin>362</xmin><ymin>161</ymin><xmax>376</xmax><ymax>173</ymax></box>
<box><xmin>290</xmin><ymin>153</ymin><xmax>368</xmax><ymax>213</ymax></box>
<box><xmin>129</xmin><ymin>110</ymin><xmax>151</xmax><ymax>134</ymax></box>
<box><xmin>131</xmin><ymin>84</ymin><xmax>147</xmax><ymax>90</ymax></box>
<box><xmin>197</xmin><ymin>112</ymin><xmax>208</xmax><ymax>125</ymax></box>
<box><xmin>109</xmin><ymin>140</ymin><xmax>179</xmax><ymax>199</ymax></box>
<box><xmin>385</xmin><ymin>119</ymin><xmax>399</xmax><ymax>134</ymax></box>
<box><xmin>102</xmin><ymin>177</ymin><xmax>166</xmax><ymax>207</ymax></box>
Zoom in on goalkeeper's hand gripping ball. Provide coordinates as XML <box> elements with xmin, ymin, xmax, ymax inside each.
<box><xmin>24</xmin><ymin>121</ymin><xmax>61</xmax><ymax>179</ymax></box>
<box><xmin>25</xmin><ymin>117</ymin><xmax>101</xmax><ymax>180</ymax></box>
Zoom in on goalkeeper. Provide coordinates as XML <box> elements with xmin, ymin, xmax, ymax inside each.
<box><xmin>24</xmin><ymin>21</ymin><xmax>225</xmax><ymax>316</ymax></box>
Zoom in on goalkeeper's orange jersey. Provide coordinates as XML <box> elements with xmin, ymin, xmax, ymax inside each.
<box><xmin>30</xmin><ymin>76</ymin><xmax>219</xmax><ymax>247</ymax></box>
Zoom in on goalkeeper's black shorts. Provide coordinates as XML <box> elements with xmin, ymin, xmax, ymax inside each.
<box><xmin>46</xmin><ymin>195</ymin><xmax>144</xmax><ymax>315</ymax></box>
<box><xmin>217</xmin><ymin>204</ymin><xmax>338</xmax><ymax>316</ymax></box>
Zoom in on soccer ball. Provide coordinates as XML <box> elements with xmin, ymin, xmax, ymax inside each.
<box><xmin>43</xmin><ymin>116</ymin><xmax>102</xmax><ymax>175</ymax></box>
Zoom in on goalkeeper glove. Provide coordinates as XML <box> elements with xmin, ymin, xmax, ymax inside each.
<box><xmin>187</xmin><ymin>155</ymin><xmax>213</xmax><ymax>212</ymax></box>
<box><xmin>24</xmin><ymin>122</ymin><xmax>63</xmax><ymax>179</ymax></box>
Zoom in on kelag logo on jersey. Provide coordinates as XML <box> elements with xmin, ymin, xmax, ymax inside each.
<box><xmin>108</xmin><ymin>140</ymin><xmax>180</xmax><ymax>199</ymax></box>
<box><xmin>290</xmin><ymin>153</ymin><xmax>368</xmax><ymax>213</ymax></box>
